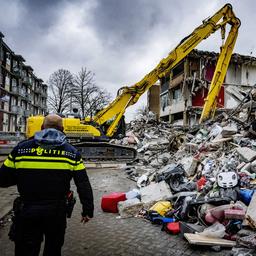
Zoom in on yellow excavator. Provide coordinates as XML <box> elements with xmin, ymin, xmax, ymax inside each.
<box><xmin>27</xmin><ymin>3</ymin><xmax>240</xmax><ymax>161</ymax></box>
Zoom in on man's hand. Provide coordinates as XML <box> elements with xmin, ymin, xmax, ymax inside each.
<box><xmin>81</xmin><ymin>215</ymin><xmax>91</xmax><ymax>224</ymax></box>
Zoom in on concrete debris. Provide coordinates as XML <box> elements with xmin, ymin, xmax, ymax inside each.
<box><xmin>179</xmin><ymin>156</ymin><xmax>198</xmax><ymax>177</ymax></box>
<box><xmin>107</xmin><ymin>108</ymin><xmax>256</xmax><ymax>252</ymax></box>
<box><xmin>117</xmin><ymin>198</ymin><xmax>143</xmax><ymax>218</ymax></box>
<box><xmin>229</xmin><ymin>247</ymin><xmax>256</xmax><ymax>256</ymax></box>
<box><xmin>140</xmin><ymin>181</ymin><xmax>173</xmax><ymax>205</ymax></box>
<box><xmin>236</xmin><ymin>234</ymin><xmax>256</xmax><ymax>249</ymax></box>
<box><xmin>236</xmin><ymin>147</ymin><xmax>256</xmax><ymax>163</ymax></box>
<box><xmin>221</xmin><ymin>124</ymin><xmax>238</xmax><ymax>138</ymax></box>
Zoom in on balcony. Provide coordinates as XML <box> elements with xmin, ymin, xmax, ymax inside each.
<box><xmin>22</xmin><ymin>76</ymin><xmax>32</xmax><ymax>86</ymax></box>
<box><xmin>40</xmin><ymin>102</ymin><xmax>46</xmax><ymax>108</ymax></box>
<box><xmin>10</xmin><ymin>86</ymin><xmax>26</xmax><ymax>97</ymax></box>
<box><xmin>11</xmin><ymin>105</ymin><xmax>23</xmax><ymax>115</ymax></box>
<box><xmin>25</xmin><ymin>93</ymin><xmax>32</xmax><ymax>102</ymax></box>
<box><xmin>34</xmin><ymin>99</ymin><xmax>40</xmax><ymax>106</ymax></box>
<box><xmin>34</xmin><ymin>86</ymin><xmax>42</xmax><ymax>94</ymax></box>
<box><xmin>13</xmin><ymin>67</ymin><xmax>22</xmax><ymax>78</ymax></box>
<box><xmin>19</xmin><ymin>89</ymin><xmax>26</xmax><ymax>97</ymax></box>
<box><xmin>41</xmin><ymin>91</ymin><xmax>47</xmax><ymax>98</ymax></box>
<box><xmin>5</xmin><ymin>60</ymin><xmax>11</xmax><ymax>71</ymax></box>
<box><xmin>0</xmin><ymin>50</ymin><xmax>4</xmax><ymax>62</ymax></box>
<box><xmin>10</xmin><ymin>86</ymin><xmax>18</xmax><ymax>94</ymax></box>
<box><xmin>24</xmin><ymin>110</ymin><xmax>31</xmax><ymax>117</ymax></box>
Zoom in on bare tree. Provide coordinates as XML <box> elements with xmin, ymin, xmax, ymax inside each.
<box><xmin>72</xmin><ymin>67</ymin><xmax>111</xmax><ymax>118</ymax></box>
<box><xmin>85</xmin><ymin>88</ymin><xmax>112</xmax><ymax>118</ymax></box>
<box><xmin>72</xmin><ymin>67</ymin><xmax>96</xmax><ymax>117</ymax></box>
<box><xmin>47</xmin><ymin>69</ymin><xmax>73</xmax><ymax>113</ymax></box>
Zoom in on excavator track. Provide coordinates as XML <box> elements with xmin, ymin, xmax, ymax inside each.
<box><xmin>73</xmin><ymin>142</ymin><xmax>137</xmax><ymax>162</ymax></box>
<box><xmin>0</xmin><ymin>142</ymin><xmax>137</xmax><ymax>163</ymax></box>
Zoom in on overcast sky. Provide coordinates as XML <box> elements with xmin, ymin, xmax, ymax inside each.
<box><xmin>0</xmin><ymin>0</ymin><xmax>255</xmax><ymax>121</ymax></box>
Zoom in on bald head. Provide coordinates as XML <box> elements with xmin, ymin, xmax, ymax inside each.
<box><xmin>42</xmin><ymin>114</ymin><xmax>64</xmax><ymax>132</ymax></box>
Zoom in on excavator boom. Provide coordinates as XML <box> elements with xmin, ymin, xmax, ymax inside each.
<box><xmin>94</xmin><ymin>3</ymin><xmax>240</xmax><ymax>135</ymax></box>
<box><xmin>24</xmin><ymin>4</ymin><xmax>240</xmax><ymax>162</ymax></box>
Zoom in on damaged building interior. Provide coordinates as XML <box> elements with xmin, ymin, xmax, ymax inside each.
<box><xmin>148</xmin><ymin>49</ymin><xmax>256</xmax><ymax>126</ymax></box>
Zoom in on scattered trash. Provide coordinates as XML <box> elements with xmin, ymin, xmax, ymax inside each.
<box><xmin>166</xmin><ymin>222</ymin><xmax>180</xmax><ymax>235</ymax></box>
<box><xmin>101</xmin><ymin>192</ymin><xmax>126</xmax><ymax>213</ymax></box>
<box><xmin>184</xmin><ymin>233</ymin><xmax>236</xmax><ymax>247</ymax></box>
<box><xmin>149</xmin><ymin>201</ymin><xmax>172</xmax><ymax>216</ymax></box>
<box><xmin>105</xmin><ymin>110</ymin><xmax>256</xmax><ymax>252</ymax></box>
<box><xmin>200</xmin><ymin>222</ymin><xmax>226</xmax><ymax>238</ymax></box>
<box><xmin>237</xmin><ymin>234</ymin><xmax>256</xmax><ymax>249</ymax></box>
<box><xmin>117</xmin><ymin>198</ymin><xmax>143</xmax><ymax>218</ymax></box>
<box><xmin>125</xmin><ymin>189</ymin><xmax>140</xmax><ymax>200</ymax></box>
<box><xmin>140</xmin><ymin>181</ymin><xmax>173</xmax><ymax>206</ymax></box>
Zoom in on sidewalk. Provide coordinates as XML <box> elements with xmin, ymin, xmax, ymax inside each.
<box><xmin>0</xmin><ymin>155</ymin><xmax>18</xmax><ymax>219</ymax></box>
<box><xmin>85</xmin><ymin>162</ymin><xmax>125</xmax><ymax>169</ymax></box>
<box><xmin>0</xmin><ymin>187</ymin><xmax>18</xmax><ymax>219</ymax></box>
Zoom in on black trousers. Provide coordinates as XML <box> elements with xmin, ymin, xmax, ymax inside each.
<box><xmin>14</xmin><ymin>214</ymin><xmax>66</xmax><ymax>256</ymax></box>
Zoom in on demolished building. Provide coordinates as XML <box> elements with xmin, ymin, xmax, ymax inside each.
<box><xmin>147</xmin><ymin>49</ymin><xmax>256</xmax><ymax>126</ymax></box>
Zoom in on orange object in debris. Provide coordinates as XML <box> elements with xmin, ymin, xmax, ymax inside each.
<box><xmin>166</xmin><ymin>222</ymin><xmax>180</xmax><ymax>235</ymax></box>
<box><xmin>197</xmin><ymin>176</ymin><xmax>207</xmax><ymax>191</ymax></box>
<box><xmin>101</xmin><ymin>192</ymin><xmax>126</xmax><ymax>213</ymax></box>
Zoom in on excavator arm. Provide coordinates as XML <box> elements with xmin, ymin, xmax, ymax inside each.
<box><xmin>93</xmin><ymin>3</ymin><xmax>240</xmax><ymax>135</ymax></box>
<box><xmin>24</xmin><ymin>4</ymin><xmax>240</xmax><ymax>162</ymax></box>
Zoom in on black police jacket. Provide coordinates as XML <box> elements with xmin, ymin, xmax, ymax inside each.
<box><xmin>0</xmin><ymin>135</ymin><xmax>94</xmax><ymax>218</ymax></box>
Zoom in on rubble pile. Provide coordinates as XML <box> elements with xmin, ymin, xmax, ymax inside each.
<box><xmin>111</xmin><ymin>112</ymin><xmax>188</xmax><ymax>182</ymax></box>
<box><xmin>106</xmin><ymin>110</ymin><xmax>256</xmax><ymax>254</ymax></box>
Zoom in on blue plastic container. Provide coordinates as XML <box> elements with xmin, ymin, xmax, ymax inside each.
<box><xmin>239</xmin><ymin>189</ymin><xmax>254</xmax><ymax>205</ymax></box>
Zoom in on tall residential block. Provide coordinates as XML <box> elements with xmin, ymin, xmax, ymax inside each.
<box><xmin>0</xmin><ymin>32</ymin><xmax>47</xmax><ymax>135</ymax></box>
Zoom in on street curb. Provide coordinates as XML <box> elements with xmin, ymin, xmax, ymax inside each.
<box><xmin>85</xmin><ymin>163</ymin><xmax>126</xmax><ymax>169</ymax></box>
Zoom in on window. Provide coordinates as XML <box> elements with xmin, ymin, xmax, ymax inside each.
<box><xmin>5</xmin><ymin>74</ymin><xmax>10</xmax><ymax>85</ymax></box>
<box><xmin>246</xmin><ymin>70</ymin><xmax>249</xmax><ymax>80</ymax></box>
<box><xmin>160</xmin><ymin>92</ymin><xmax>170</xmax><ymax>111</ymax></box>
<box><xmin>11</xmin><ymin>97</ymin><xmax>17</xmax><ymax>105</ymax></box>
<box><xmin>173</xmin><ymin>88</ymin><xmax>181</xmax><ymax>100</ymax></box>
<box><xmin>12</xmin><ymin>78</ymin><xmax>17</xmax><ymax>87</ymax></box>
<box><xmin>6</xmin><ymin>52</ymin><xmax>11</xmax><ymax>66</ymax></box>
<box><xmin>13</xmin><ymin>60</ymin><xmax>18</xmax><ymax>69</ymax></box>
<box><xmin>173</xmin><ymin>62</ymin><xmax>184</xmax><ymax>78</ymax></box>
<box><xmin>161</xmin><ymin>76</ymin><xmax>170</xmax><ymax>93</ymax></box>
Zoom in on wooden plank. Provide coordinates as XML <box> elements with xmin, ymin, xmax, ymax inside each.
<box><xmin>184</xmin><ymin>233</ymin><xmax>236</xmax><ymax>247</ymax></box>
<box><xmin>246</xmin><ymin>192</ymin><xmax>256</xmax><ymax>229</ymax></box>
<box><xmin>250</xmin><ymin>179</ymin><xmax>256</xmax><ymax>185</ymax></box>
<box><xmin>211</xmin><ymin>137</ymin><xmax>232</xmax><ymax>143</ymax></box>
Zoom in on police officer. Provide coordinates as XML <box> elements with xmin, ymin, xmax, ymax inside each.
<box><xmin>0</xmin><ymin>114</ymin><xmax>94</xmax><ymax>256</ymax></box>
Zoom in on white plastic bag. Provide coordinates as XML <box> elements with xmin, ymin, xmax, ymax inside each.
<box><xmin>125</xmin><ymin>189</ymin><xmax>140</xmax><ymax>199</ymax></box>
<box><xmin>200</xmin><ymin>222</ymin><xmax>226</xmax><ymax>238</ymax></box>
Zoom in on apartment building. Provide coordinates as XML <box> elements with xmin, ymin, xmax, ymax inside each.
<box><xmin>0</xmin><ymin>32</ymin><xmax>47</xmax><ymax>135</ymax></box>
<box><xmin>148</xmin><ymin>49</ymin><xmax>256</xmax><ymax>125</ymax></box>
